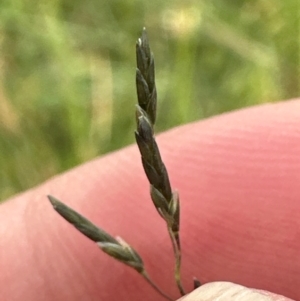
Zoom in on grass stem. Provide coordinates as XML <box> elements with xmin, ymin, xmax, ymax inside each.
<box><xmin>168</xmin><ymin>228</ymin><xmax>186</xmax><ymax>296</ymax></box>
<box><xmin>141</xmin><ymin>270</ymin><xmax>174</xmax><ymax>301</ymax></box>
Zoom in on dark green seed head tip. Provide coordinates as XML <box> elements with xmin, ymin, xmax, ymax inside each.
<box><xmin>193</xmin><ymin>277</ymin><xmax>201</xmax><ymax>289</ymax></box>
<box><xmin>47</xmin><ymin>195</ymin><xmax>69</xmax><ymax>215</ymax></box>
<box><xmin>48</xmin><ymin>195</ymin><xmax>60</xmax><ymax>207</ymax></box>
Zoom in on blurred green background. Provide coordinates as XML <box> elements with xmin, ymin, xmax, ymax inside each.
<box><xmin>0</xmin><ymin>0</ymin><xmax>299</xmax><ymax>201</ymax></box>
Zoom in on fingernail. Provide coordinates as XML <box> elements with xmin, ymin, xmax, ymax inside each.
<box><xmin>178</xmin><ymin>282</ymin><xmax>294</xmax><ymax>301</ymax></box>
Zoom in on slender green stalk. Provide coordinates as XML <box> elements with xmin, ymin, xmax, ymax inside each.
<box><xmin>135</xmin><ymin>28</ymin><xmax>186</xmax><ymax>295</ymax></box>
<box><xmin>168</xmin><ymin>227</ymin><xmax>184</xmax><ymax>295</ymax></box>
<box><xmin>141</xmin><ymin>270</ymin><xmax>174</xmax><ymax>301</ymax></box>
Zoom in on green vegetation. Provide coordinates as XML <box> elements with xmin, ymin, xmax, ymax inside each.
<box><xmin>0</xmin><ymin>0</ymin><xmax>299</xmax><ymax>201</ymax></box>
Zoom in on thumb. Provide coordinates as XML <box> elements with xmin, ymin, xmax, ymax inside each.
<box><xmin>179</xmin><ymin>282</ymin><xmax>295</xmax><ymax>301</ymax></box>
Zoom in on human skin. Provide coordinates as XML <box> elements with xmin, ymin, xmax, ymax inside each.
<box><xmin>0</xmin><ymin>99</ymin><xmax>299</xmax><ymax>301</ymax></box>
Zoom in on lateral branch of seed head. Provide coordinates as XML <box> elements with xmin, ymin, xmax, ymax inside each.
<box><xmin>48</xmin><ymin>195</ymin><xmax>144</xmax><ymax>272</ymax></box>
<box><xmin>135</xmin><ymin>28</ymin><xmax>185</xmax><ymax>296</ymax></box>
<box><xmin>47</xmin><ymin>195</ymin><xmax>174</xmax><ymax>301</ymax></box>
